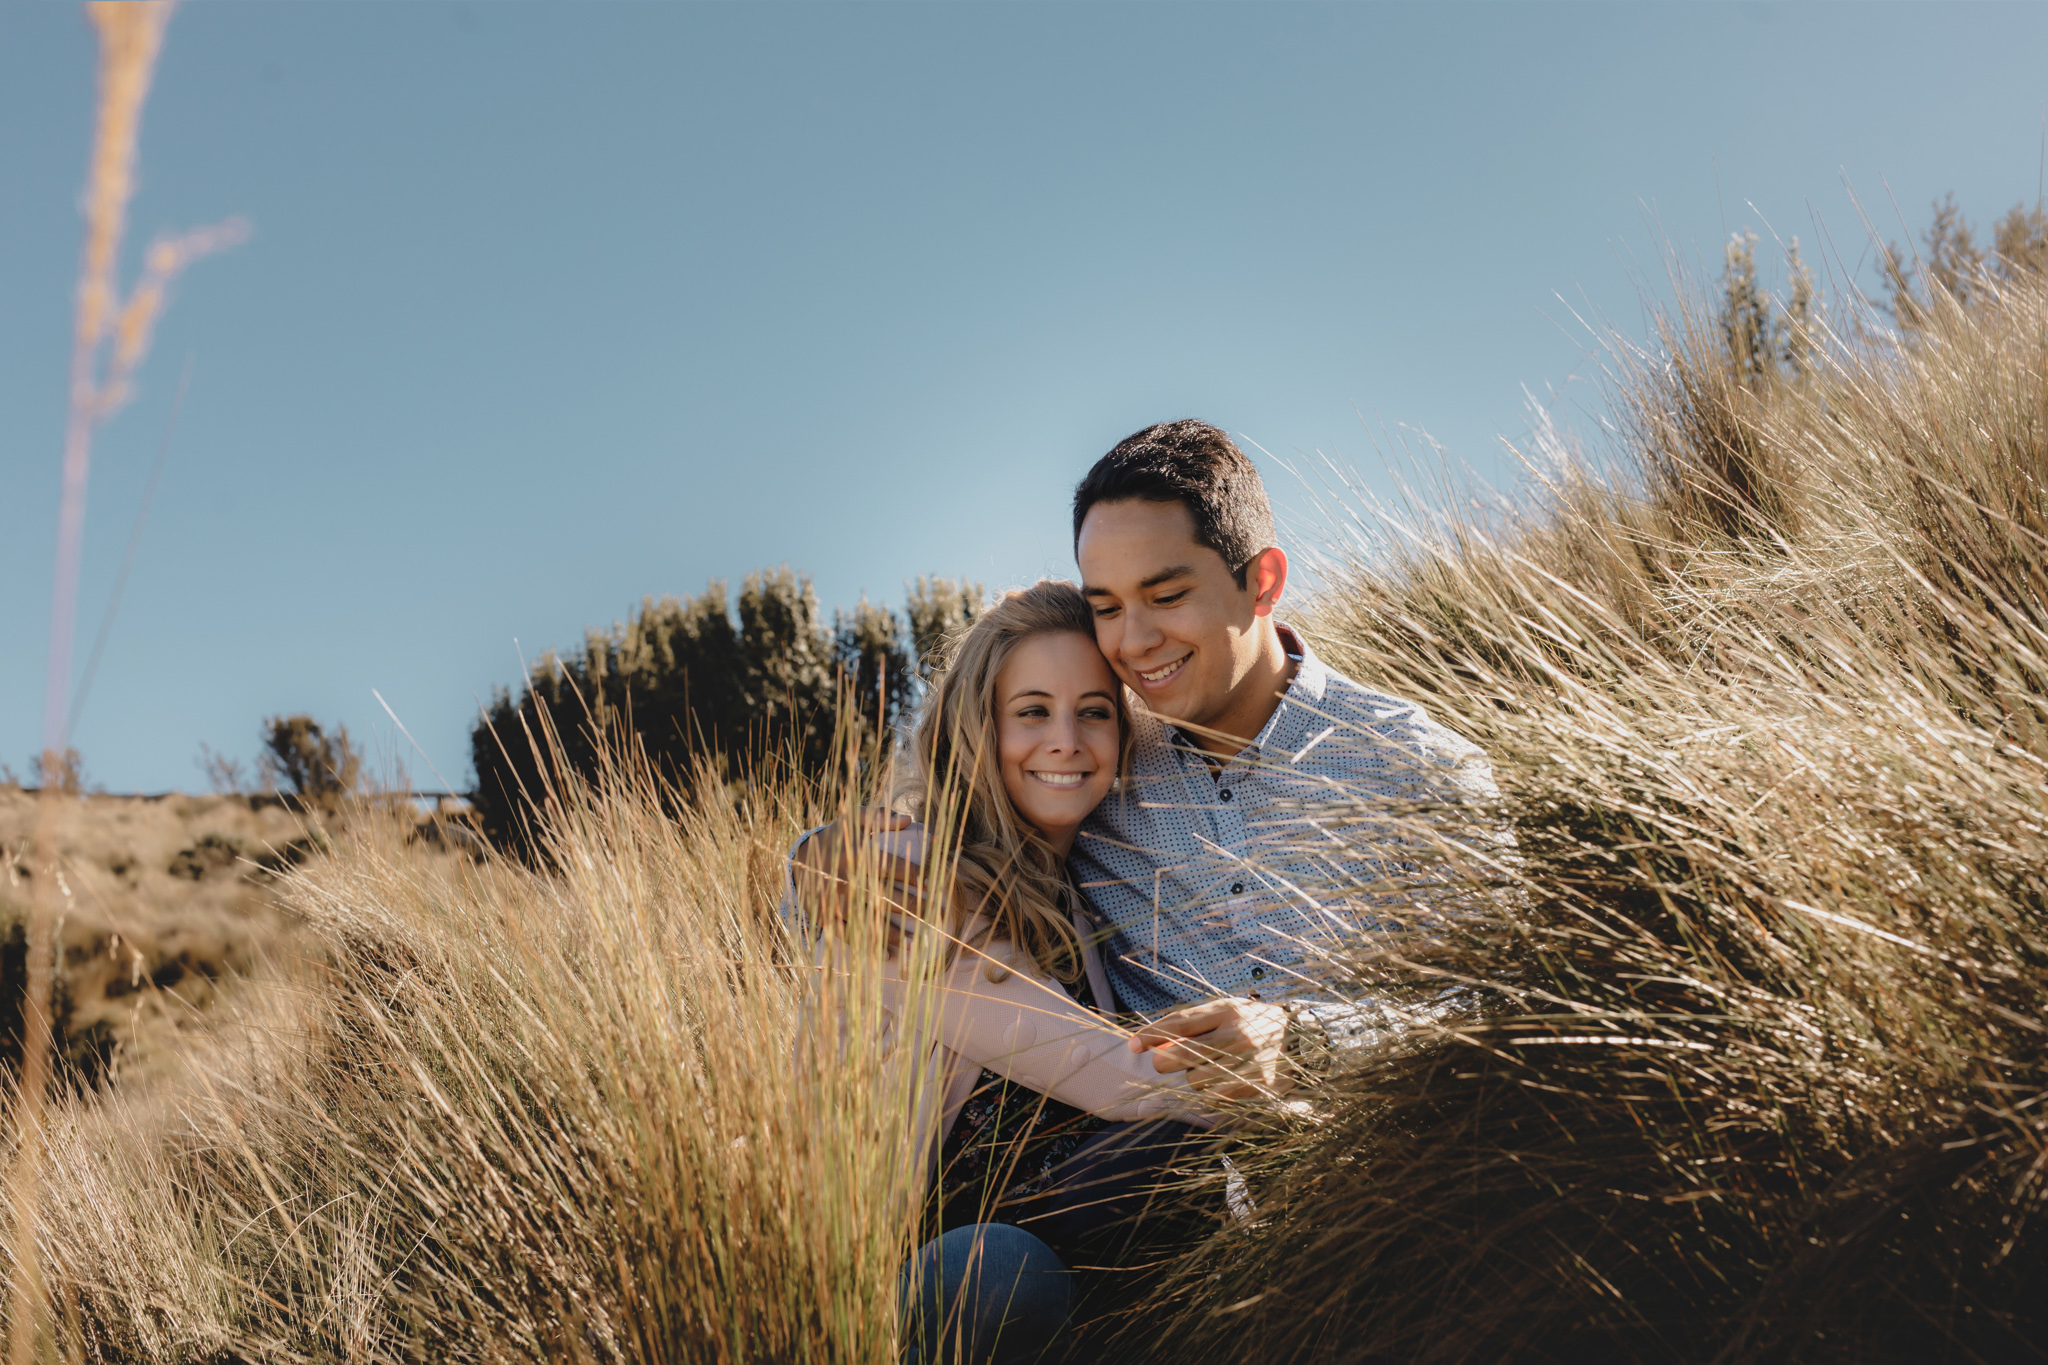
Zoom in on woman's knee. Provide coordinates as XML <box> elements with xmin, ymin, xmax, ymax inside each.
<box><xmin>901</xmin><ymin>1223</ymin><xmax>1072</xmax><ymax>1364</ymax></box>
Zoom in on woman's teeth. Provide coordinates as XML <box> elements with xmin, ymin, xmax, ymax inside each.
<box><xmin>1030</xmin><ymin>771</ymin><xmax>1088</xmax><ymax>788</ymax></box>
<box><xmin>1139</xmin><ymin>654</ymin><xmax>1189</xmax><ymax>685</ymax></box>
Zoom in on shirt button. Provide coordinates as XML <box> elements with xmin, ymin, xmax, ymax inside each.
<box><xmin>1231</xmin><ymin>882</ymin><xmax>1244</xmax><ymax>896</ymax></box>
<box><xmin>1219</xmin><ymin>788</ymin><xmax>1232</xmax><ymax>801</ymax></box>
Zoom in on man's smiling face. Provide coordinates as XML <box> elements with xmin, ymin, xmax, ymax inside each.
<box><xmin>1077</xmin><ymin>497</ymin><xmax>1269</xmax><ymax>732</ymax></box>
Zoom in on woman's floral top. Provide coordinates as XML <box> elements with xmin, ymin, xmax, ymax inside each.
<box><xmin>934</xmin><ymin>968</ymin><xmax>1109</xmax><ymax>1233</ymax></box>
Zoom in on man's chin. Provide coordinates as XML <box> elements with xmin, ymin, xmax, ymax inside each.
<box><xmin>1126</xmin><ymin>679</ymin><xmax>1204</xmax><ymax>726</ymax></box>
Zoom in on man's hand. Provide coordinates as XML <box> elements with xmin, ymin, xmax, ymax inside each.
<box><xmin>786</xmin><ymin>806</ymin><xmax>909</xmax><ymax>925</ymax></box>
<box><xmin>1127</xmin><ymin>997</ymin><xmax>1293</xmax><ymax>1101</ymax></box>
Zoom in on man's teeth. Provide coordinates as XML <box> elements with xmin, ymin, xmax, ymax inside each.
<box><xmin>1139</xmin><ymin>655</ymin><xmax>1189</xmax><ymax>684</ymax></box>
<box><xmin>1031</xmin><ymin>771</ymin><xmax>1088</xmax><ymax>787</ymax></box>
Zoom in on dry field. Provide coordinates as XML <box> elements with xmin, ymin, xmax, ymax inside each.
<box><xmin>21</xmin><ymin>6</ymin><xmax>2044</xmax><ymax>1362</ymax></box>
<box><xmin>0</xmin><ymin>787</ymin><xmax>316</xmax><ymax>1085</ymax></box>
<box><xmin>0</xmin><ymin>789</ymin><xmax>473</xmax><ymax>1088</ymax></box>
<box><xmin>6</xmin><ymin>246</ymin><xmax>2048</xmax><ymax>1365</ymax></box>
<box><xmin>7</xmin><ymin>753</ymin><xmax>932</xmax><ymax>1365</ymax></box>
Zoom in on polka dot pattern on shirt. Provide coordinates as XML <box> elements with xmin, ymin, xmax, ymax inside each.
<box><xmin>1069</xmin><ymin>625</ymin><xmax>1499</xmax><ymax>1016</ymax></box>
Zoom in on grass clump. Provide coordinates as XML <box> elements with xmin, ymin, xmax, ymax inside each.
<box><xmin>15</xmin><ymin>741</ymin><xmax>943</xmax><ymax>1364</ymax></box>
<box><xmin>1129</xmin><ymin>267</ymin><xmax>2048</xmax><ymax>1361</ymax></box>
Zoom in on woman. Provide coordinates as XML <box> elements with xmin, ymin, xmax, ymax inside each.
<box><xmin>794</xmin><ymin>580</ymin><xmax>1213</xmax><ymax>1364</ymax></box>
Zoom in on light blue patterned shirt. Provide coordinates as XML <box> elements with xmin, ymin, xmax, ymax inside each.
<box><xmin>1069</xmin><ymin>624</ymin><xmax>1498</xmax><ymax>1021</ymax></box>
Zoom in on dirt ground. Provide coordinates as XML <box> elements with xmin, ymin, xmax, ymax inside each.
<box><xmin>0</xmin><ymin>785</ymin><xmax>474</xmax><ymax>1086</ymax></box>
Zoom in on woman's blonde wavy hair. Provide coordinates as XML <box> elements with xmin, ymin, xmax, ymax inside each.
<box><xmin>897</xmin><ymin>580</ymin><xmax>1132</xmax><ymax>982</ymax></box>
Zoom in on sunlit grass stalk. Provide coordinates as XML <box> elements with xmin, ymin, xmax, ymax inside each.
<box><xmin>20</xmin><ymin>9</ymin><xmax>245</xmax><ymax>1346</ymax></box>
<box><xmin>19</xmin><ymin>5</ymin><xmax>173</xmax><ymax>1357</ymax></box>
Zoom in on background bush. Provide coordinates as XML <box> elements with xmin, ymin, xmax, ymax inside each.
<box><xmin>469</xmin><ymin>568</ymin><xmax>981</xmax><ymax>850</ymax></box>
<box><xmin>259</xmin><ymin>714</ymin><xmax>362</xmax><ymax>808</ymax></box>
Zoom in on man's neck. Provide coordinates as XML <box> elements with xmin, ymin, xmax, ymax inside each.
<box><xmin>1182</xmin><ymin>621</ymin><xmax>1297</xmax><ymax>766</ymax></box>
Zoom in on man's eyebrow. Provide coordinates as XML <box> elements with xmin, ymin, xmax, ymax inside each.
<box><xmin>1081</xmin><ymin>565</ymin><xmax>1193</xmax><ymax>597</ymax></box>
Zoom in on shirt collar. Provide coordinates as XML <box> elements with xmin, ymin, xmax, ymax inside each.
<box><xmin>1164</xmin><ymin>620</ymin><xmax>1326</xmax><ymax>762</ymax></box>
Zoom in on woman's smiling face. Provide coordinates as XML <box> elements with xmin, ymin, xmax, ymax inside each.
<box><xmin>994</xmin><ymin>631</ymin><xmax>1122</xmax><ymax>856</ymax></box>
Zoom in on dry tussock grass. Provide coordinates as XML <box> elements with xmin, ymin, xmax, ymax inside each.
<box><xmin>1128</xmin><ymin>277</ymin><xmax>2048</xmax><ymax>1361</ymax></box>
<box><xmin>13</xmin><ymin>748</ymin><xmax>943</xmax><ymax>1364</ymax></box>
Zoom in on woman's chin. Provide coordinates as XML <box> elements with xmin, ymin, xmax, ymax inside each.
<box><xmin>1019</xmin><ymin>799</ymin><xmax>1111</xmax><ymax>850</ymax></box>
<box><xmin>1006</xmin><ymin>772</ymin><xmax>1114</xmax><ymax>851</ymax></box>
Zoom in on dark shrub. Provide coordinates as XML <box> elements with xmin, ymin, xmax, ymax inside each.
<box><xmin>470</xmin><ymin>569</ymin><xmax>978</xmax><ymax>853</ymax></box>
<box><xmin>260</xmin><ymin>715</ymin><xmax>362</xmax><ymax>808</ymax></box>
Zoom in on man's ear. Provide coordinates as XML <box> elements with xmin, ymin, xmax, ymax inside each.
<box><xmin>1247</xmin><ymin>547</ymin><xmax>1288</xmax><ymax>618</ymax></box>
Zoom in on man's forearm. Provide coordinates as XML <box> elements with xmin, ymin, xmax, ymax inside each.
<box><xmin>1293</xmin><ymin>988</ymin><xmax>1473</xmax><ymax>1054</ymax></box>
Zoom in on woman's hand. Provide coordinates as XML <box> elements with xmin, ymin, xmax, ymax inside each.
<box><xmin>1127</xmin><ymin>997</ymin><xmax>1293</xmax><ymax>1101</ymax></box>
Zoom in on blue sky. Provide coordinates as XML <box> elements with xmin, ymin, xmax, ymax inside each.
<box><xmin>3</xmin><ymin>1</ymin><xmax>2044</xmax><ymax>793</ymax></box>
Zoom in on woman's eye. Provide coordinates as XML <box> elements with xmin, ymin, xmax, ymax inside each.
<box><xmin>1092</xmin><ymin>603</ymin><xmax>1120</xmax><ymax>618</ymax></box>
<box><xmin>1080</xmin><ymin>707</ymin><xmax>1112</xmax><ymax>721</ymax></box>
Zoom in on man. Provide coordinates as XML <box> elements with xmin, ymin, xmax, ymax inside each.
<box><xmin>1069</xmin><ymin>419</ymin><xmax>1497</xmax><ymax>1094</ymax></box>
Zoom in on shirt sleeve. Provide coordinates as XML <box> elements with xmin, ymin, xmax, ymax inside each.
<box><xmin>778</xmin><ymin>823</ymin><xmax>832</xmax><ymax>938</ymax></box>
<box><xmin>1293</xmin><ymin>987</ymin><xmax>1477</xmax><ymax>1054</ymax></box>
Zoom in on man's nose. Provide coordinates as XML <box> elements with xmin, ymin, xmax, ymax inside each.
<box><xmin>1121</xmin><ymin>607</ymin><xmax>1165</xmax><ymax>655</ymax></box>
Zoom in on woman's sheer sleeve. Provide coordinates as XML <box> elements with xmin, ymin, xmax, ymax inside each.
<box><xmin>885</xmin><ymin>933</ymin><xmax>1214</xmax><ymax>1128</ymax></box>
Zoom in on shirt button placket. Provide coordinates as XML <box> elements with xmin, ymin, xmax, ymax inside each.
<box><xmin>1195</xmin><ymin>748</ymin><xmax>1229</xmax><ymax>846</ymax></box>
<box><xmin>1218</xmin><ymin>758</ymin><xmax>1249</xmax><ymax>844</ymax></box>
<box><xmin>1217</xmin><ymin>758</ymin><xmax>1252</xmax><ymax>993</ymax></box>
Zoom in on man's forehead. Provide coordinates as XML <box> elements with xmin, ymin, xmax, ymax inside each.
<box><xmin>1078</xmin><ymin>495</ymin><xmax>1197</xmax><ymax>539</ymax></box>
<box><xmin>1076</xmin><ymin>498</ymin><xmax>1216</xmax><ymax>578</ymax></box>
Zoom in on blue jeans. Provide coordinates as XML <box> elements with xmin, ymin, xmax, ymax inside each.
<box><xmin>900</xmin><ymin>1222</ymin><xmax>1072</xmax><ymax>1364</ymax></box>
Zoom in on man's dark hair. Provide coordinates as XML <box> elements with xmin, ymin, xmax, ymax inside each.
<box><xmin>1071</xmin><ymin>419</ymin><xmax>1278</xmax><ymax>587</ymax></box>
